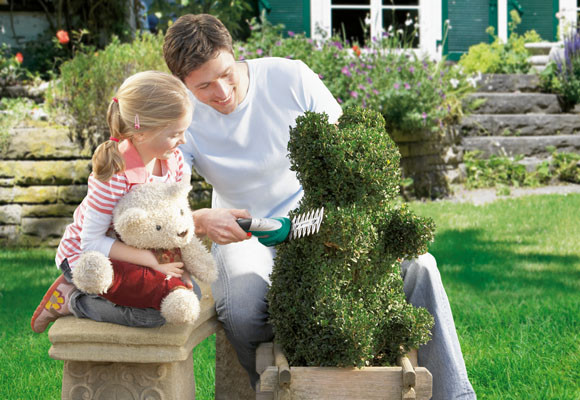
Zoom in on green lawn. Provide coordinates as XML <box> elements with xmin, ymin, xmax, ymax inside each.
<box><xmin>410</xmin><ymin>194</ymin><xmax>580</xmax><ymax>400</ymax></box>
<box><xmin>1</xmin><ymin>194</ymin><xmax>578</xmax><ymax>399</ymax></box>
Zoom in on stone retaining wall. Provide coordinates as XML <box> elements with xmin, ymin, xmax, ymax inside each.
<box><xmin>393</xmin><ymin>126</ymin><xmax>463</xmax><ymax>199</ymax></box>
<box><xmin>0</xmin><ymin>123</ymin><xmax>211</xmax><ymax>247</ymax></box>
<box><xmin>1</xmin><ymin>119</ymin><xmax>462</xmax><ymax>246</ymax></box>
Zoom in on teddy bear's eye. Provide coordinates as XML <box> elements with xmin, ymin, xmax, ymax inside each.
<box><xmin>180</xmin><ymin>209</ymin><xmax>184</xmax><ymax>216</ymax></box>
<box><xmin>156</xmin><ymin>225</ymin><xmax>162</xmax><ymax>231</ymax></box>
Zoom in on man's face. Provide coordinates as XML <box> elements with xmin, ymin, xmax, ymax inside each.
<box><xmin>184</xmin><ymin>50</ymin><xmax>241</xmax><ymax>115</ymax></box>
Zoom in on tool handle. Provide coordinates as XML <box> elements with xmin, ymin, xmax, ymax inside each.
<box><xmin>236</xmin><ymin>218</ymin><xmax>252</xmax><ymax>231</ymax></box>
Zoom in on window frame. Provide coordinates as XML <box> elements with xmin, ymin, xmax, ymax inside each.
<box><xmin>324</xmin><ymin>0</ymin><xmax>421</xmax><ymax>47</ymax></box>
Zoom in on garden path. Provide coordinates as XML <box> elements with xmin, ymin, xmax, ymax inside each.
<box><xmin>444</xmin><ymin>183</ymin><xmax>580</xmax><ymax>205</ymax></box>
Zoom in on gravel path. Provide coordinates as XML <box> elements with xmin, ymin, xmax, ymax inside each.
<box><xmin>442</xmin><ymin>183</ymin><xmax>580</xmax><ymax>205</ymax></box>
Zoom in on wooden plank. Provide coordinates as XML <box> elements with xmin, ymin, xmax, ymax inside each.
<box><xmin>256</xmin><ymin>342</ymin><xmax>275</xmax><ymax>375</ymax></box>
<box><xmin>273</xmin><ymin>342</ymin><xmax>291</xmax><ymax>386</ymax></box>
<box><xmin>396</xmin><ymin>355</ymin><xmax>416</xmax><ymax>388</ymax></box>
<box><xmin>261</xmin><ymin>366</ymin><xmax>432</xmax><ymax>400</ymax></box>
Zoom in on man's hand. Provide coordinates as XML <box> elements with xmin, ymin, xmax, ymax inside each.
<box><xmin>193</xmin><ymin>208</ymin><xmax>252</xmax><ymax>245</ymax></box>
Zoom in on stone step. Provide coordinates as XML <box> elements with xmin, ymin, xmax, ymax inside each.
<box><xmin>460</xmin><ymin>114</ymin><xmax>580</xmax><ymax>136</ymax></box>
<box><xmin>468</xmin><ymin>93</ymin><xmax>562</xmax><ymax>114</ymax></box>
<box><xmin>461</xmin><ymin>135</ymin><xmax>580</xmax><ymax>158</ymax></box>
<box><xmin>476</xmin><ymin>74</ymin><xmax>540</xmax><ymax>93</ymax></box>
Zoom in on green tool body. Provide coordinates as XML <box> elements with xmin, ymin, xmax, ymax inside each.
<box><xmin>236</xmin><ymin>217</ymin><xmax>291</xmax><ymax>247</ymax></box>
<box><xmin>236</xmin><ymin>208</ymin><xmax>324</xmax><ymax>247</ymax></box>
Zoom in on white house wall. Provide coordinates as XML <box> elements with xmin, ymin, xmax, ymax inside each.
<box><xmin>310</xmin><ymin>0</ymin><xmax>569</xmax><ymax>61</ymax></box>
<box><xmin>559</xmin><ymin>0</ymin><xmax>576</xmax><ymax>38</ymax></box>
<box><xmin>0</xmin><ymin>11</ymin><xmax>50</xmax><ymax>47</ymax></box>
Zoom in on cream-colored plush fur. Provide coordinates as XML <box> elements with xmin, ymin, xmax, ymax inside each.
<box><xmin>72</xmin><ymin>181</ymin><xmax>217</xmax><ymax>324</ymax></box>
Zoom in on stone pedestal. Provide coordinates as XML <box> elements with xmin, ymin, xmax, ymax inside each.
<box><xmin>215</xmin><ymin>328</ymin><xmax>256</xmax><ymax>399</ymax></box>
<box><xmin>48</xmin><ymin>282</ymin><xmax>219</xmax><ymax>400</ymax></box>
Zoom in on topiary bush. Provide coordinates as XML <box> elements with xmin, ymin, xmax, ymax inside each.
<box><xmin>267</xmin><ymin>106</ymin><xmax>435</xmax><ymax>367</ymax></box>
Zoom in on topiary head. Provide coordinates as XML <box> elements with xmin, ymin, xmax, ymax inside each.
<box><xmin>288</xmin><ymin>106</ymin><xmax>401</xmax><ymax>209</ymax></box>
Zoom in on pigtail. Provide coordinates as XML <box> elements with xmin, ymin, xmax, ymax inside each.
<box><xmin>92</xmin><ymin>100</ymin><xmax>126</xmax><ymax>182</ymax></box>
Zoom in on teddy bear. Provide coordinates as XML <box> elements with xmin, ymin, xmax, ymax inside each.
<box><xmin>71</xmin><ymin>181</ymin><xmax>217</xmax><ymax>324</ymax></box>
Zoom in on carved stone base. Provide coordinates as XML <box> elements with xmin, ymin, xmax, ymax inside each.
<box><xmin>61</xmin><ymin>353</ymin><xmax>194</xmax><ymax>400</ymax></box>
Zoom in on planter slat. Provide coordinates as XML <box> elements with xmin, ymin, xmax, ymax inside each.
<box><xmin>260</xmin><ymin>366</ymin><xmax>432</xmax><ymax>399</ymax></box>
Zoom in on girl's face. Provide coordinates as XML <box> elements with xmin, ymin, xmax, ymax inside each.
<box><xmin>133</xmin><ymin>110</ymin><xmax>192</xmax><ymax>163</ymax></box>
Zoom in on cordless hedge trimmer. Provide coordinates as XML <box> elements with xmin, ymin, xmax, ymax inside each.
<box><xmin>236</xmin><ymin>208</ymin><xmax>324</xmax><ymax>247</ymax></box>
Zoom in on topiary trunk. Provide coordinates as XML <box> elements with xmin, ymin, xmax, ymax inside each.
<box><xmin>268</xmin><ymin>106</ymin><xmax>435</xmax><ymax>367</ymax></box>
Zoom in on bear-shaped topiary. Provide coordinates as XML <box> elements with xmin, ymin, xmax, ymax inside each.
<box><xmin>268</xmin><ymin>106</ymin><xmax>435</xmax><ymax>367</ymax></box>
<box><xmin>72</xmin><ymin>182</ymin><xmax>217</xmax><ymax>324</ymax></box>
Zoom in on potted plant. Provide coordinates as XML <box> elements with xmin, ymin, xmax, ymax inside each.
<box><xmin>262</xmin><ymin>106</ymin><xmax>436</xmax><ymax>399</ymax></box>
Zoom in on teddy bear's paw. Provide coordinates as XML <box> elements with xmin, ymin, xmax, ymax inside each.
<box><xmin>72</xmin><ymin>251</ymin><xmax>114</xmax><ymax>295</ymax></box>
<box><xmin>194</xmin><ymin>264</ymin><xmax>218</xmax><ymax>283</ymax></box>
<box><xmin>160</xmin><ymin>288</ymin><xmax>200</xmax><ymax>324</ymax></box>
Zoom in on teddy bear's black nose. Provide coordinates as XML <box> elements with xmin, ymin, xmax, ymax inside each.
<box><xmin>178</xmin><ymin>229</ymin><xmax>188</xmax><ymax>238</ymax></box>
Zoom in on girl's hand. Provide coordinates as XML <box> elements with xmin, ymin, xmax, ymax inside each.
<box><xmin>152</xmin><ymin>261</ymin><xmax>185</xmax><ymax>278</ymax></box>
<box><xmin>181</xmin><ymin>271</ymin><xmax>194</xmax><ymax>289</ymax></box>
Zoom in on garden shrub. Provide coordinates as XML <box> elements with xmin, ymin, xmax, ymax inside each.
<box><xmin>464</xmin><ymin>149</ymin><xmax>580</xmax><ymax>189</ymax></box>
<box><xmin>236</xmin><ymin>16</ymin><xmax>477</xmax><ymax>137</ymax></box>
<box><xmin>540</xmin><ymin>32</ymin><xmax>580</xmax><ymax>108</ymax></box>
<box><xmin>459</xmin><ymin>11</ymin><xmax>541</xmax><ymax>75</ymax></box>
<box><xmin>268</xmin><ymin>107</ymin><xmax>435</xmax><ymax>367</ymax></box>
<box><xmin>147</xmin><ymin>0</ymin><xmax>255</xmax><ymax>40</ymax></box>
<box><xmin>46</xmin><ymin>32</ymin><xmax>168</xmax><ymax>150</ymax></box>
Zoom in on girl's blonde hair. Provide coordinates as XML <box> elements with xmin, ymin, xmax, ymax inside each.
<box><xmin>92</xmin><ymin>70</ymin><xmax>192</xmax><ymax>182</ymax></box>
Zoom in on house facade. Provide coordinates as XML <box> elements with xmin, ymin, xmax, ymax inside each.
<box><xmin>263</xmin><ymin>0</ymin><xmax>579</xmax><ymax>60</ymax></box>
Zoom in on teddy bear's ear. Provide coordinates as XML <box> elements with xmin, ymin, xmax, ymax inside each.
<box><xmin>115</xmin><ymin>207</ymin><xmax>148</xmax><ymax>233</ymax></box>
<box><xmin>166</xmin><ymin>182</ymin><xmax>192</xmax><ymax>199</ymax></box>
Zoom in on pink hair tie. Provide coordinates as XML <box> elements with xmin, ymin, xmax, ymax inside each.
<box><xmin>112</xmin><ymin>97</ymin><xmax>118</xmax><ymax>103</ymax></box>
<box><xmin>109</xmin><ymin>137</ymin><xmax>119</xmax><ymax>142</ymax></box>
<box><xmin>134</xmin><ymin>114</ymin><xmax>140</xmax><ymax>130</ymax></box>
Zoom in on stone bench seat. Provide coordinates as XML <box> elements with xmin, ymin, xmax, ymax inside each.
<box><xmin>48</xmin><ymin>282</ymin><xmax>219</xmax><ymax>400</ymax></box>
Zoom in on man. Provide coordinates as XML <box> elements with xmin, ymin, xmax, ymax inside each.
<box><xmin>163</xmin><ymin>14</ymin><xmax>475</xmax><ymax>399</ymax></box>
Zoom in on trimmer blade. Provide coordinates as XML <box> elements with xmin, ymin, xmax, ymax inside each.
<box><xmin>289</xmin><ymin>207</ymin><xmax>324</xmax><ymax>240</ymax></box>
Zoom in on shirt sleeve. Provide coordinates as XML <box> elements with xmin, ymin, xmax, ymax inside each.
<box><xmin>298</xmin><ymin>60</ymin><xmax>343</xmax><ymax>124</ymax></box>
<box><xmin>79</xmin><ymin>174</ymin><xmax>129</xmax><ymax>256</ymax></box>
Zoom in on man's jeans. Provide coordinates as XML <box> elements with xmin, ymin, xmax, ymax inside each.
<box><xmin>211</xmin><ymin>239</ymin><xmax>476</xmax><ymax>399</ymax></box>
<box><xmin>68</xmin><ymin>239</ymin><xmax>476</xmax><ymax>399</ymax></box>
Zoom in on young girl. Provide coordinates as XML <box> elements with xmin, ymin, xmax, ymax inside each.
<box><xmin>31</xmin><ymin>70</ymin><xmax>195</xmax><ymax>333</ymax></box>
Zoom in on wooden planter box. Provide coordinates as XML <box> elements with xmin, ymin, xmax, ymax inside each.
<box><xmin>256</xmin><ymin>343</ymin><xmax>432</xmax><ymax>400</ymax></box>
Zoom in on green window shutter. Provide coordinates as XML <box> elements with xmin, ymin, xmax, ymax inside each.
<box><xmin>444</xmin><ymin>0</ymin><xmax>495</xmax><ymax>60</ymax></box>
<box><xmin>266</xmin><ymin>0</ymin><xmax>311</xmax><ymax>37</ymax></box>
<box><xmin>510</xmin><ymin>0</ymin><xmax>558</xmax><ymax>41</ymax></box>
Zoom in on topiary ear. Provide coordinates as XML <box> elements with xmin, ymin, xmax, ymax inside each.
<box><xmin>115</xmin><ymin>207</ymin><xmax>148</xmax><ymax>234</ymax></box>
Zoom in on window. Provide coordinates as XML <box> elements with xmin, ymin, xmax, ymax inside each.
<box><xmin>328</xmin><ymin>0</ymin><xmax>420</xmax><ymax>47</ymax></box>
<box><xmin>331</xmin><ymin>0</ymin><xmax>371</xmax><ymax>44</ymax></box>
<box><xmin>382</xmin><ymin>0</ymin><xmax>419</xmax><ymax>47</ymax></box>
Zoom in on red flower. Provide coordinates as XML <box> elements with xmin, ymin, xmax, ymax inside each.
<box><xmin>15</xmin><ymin>52</ymin><xmax>23</xmax><ymax>63</ymax></box>
<box><xmin>56</xmin><ymin>30</ymin><xmax>70</xmax><ymax>44</ymax></box>
<box><xmin>352</xmin><ymin>44</ymin><xmax>361</xmax><ymax>57</ymax></box>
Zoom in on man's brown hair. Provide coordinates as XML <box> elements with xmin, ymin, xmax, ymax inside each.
<box><xmin>163</xmin><ymin>14</ymin><xmax>234</xmax><ymax>81</ymax></box>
